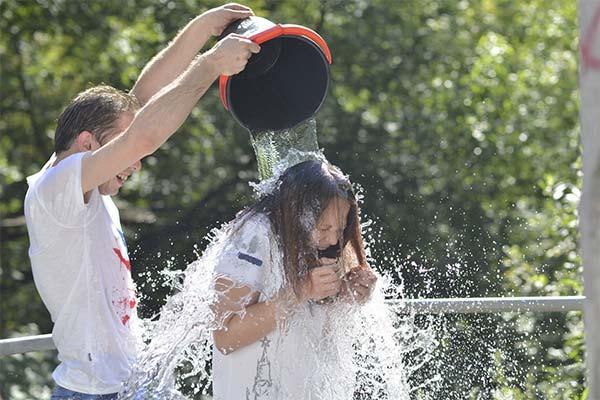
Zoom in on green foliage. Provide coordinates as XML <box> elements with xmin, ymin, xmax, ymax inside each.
<box><xmin>0</xmin><ymin>0</ymin><xmax>583</xmax><ymax>398</ymax></box>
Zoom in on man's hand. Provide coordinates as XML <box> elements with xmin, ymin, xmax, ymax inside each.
<box><xmin>340</xmin><ymin>266</ymin><xmax>378</xmax><ymax>304</ymax></box>
<box><xmin>200</xmin><ymin>3</ymin><xmax>255</xmax><ymax>37</ymax></box>
<box><xmin>131</xmin><ymin>3</ymin><xmax>256</xmax><ymax>103</ymax></box>
<box><xmin>206</xmin><ymin>33</ymin><xmax>260</xmax><ymax>76</ymax></box>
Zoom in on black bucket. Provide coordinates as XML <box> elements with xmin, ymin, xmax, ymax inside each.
<box><xmin>218</xmin><ymin>17</ymin><xmax>332</xmax><ymax>132</ymax></box>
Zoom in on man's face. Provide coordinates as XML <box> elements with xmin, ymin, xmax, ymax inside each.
<box><xmin>93</xmin><ymin>113</ymin><xmax>141</xmax><ymax>196</ymax></box>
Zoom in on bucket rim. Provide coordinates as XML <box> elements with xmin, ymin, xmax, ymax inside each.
<box><xmin>219</xmin><ymin>23</ymin><xmax>332</xmax><ymax>111</ymax></box>
<box><xmin>223</xmin><ymin>34</ymin><xmax>331</xmax><ymax>132</ymax></box>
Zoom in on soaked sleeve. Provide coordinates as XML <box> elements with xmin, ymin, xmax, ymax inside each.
<box><xmin>31</xmin><ymin>152</ymin><xmax>88</xmax><ymax>225</ymax></box>
<box><xmin>213</xmin><ymin>215</ymin><xmax>271</xmax><ymax>293</ymax></box>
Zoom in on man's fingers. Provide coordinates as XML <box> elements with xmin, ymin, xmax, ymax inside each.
<box><xmin>223</xmin><ymin>33</ymin><xmax>261</xmax><ymax>53</ymax></box>
<box><xmin>224</xmin><ymin>9</ymin><xmax>254</xmax><ymax>20</ymax></box>
<box><xmin>237</xmin><ymin>37</ymin><xmax>261</xmax><ymax>53</ymax></box>
<box><xmin>223</xmin><ymin>3</ymin><xmax>253</xmax><ymax>12</ymax></box>
<box><xmin>249</xmin><ymin>42</ymin><xmax>261</xmax><ymax>53</ymax></box>
<box><xmin>224</xmin><ymin>33</ymin><xmax>251</xmax><ymax>42</ymax></box>
<box><xmin>236</xmin><ymin>52</ymin><xmax>252</xmax><ymax>62</ymax></box>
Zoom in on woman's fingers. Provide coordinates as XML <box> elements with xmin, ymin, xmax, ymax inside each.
<box><xmin>312</xmin><ymin>265</ymin><xmax>339</xmax><ymax>280</ymax></box>
<box><xmin>349</xmin><ymin>286</ymin><xmax>368</xmax><ymax>301</ymax></box>
<box><xmin>317</xmin><ymin>277</ymin><xmax>340</xmax><ymax>293</ymax></box>
<box><xmin>319</xmin><ymin>274</ymin><xmax>340</xmax><ymax>285</ymax></box>
<box><xmin>349</xmin><ymin>268</ymin><xmax>377</xmax><ymax>288</ymax></box>
<box><xmin>319</xmin><ymin>257</ymin><xmax>337</xmax><ymax>266</ymax></box>
<box><xmin>321</xmin><ymin>283</ymin><xmax>341</xmax><ymax>298</ymax></box>
<box><xmin>306</xmin><ymin>265</ymin><xmax>343</xmax><ymax>300</ymax></box>
<box><xmin>315</xmin><ymin>278</ymin><xmax>341</xmax><ymax>299</ymax></box>
<box><xmin>344</xmin><ymin>273</ymin><xmax>374</xmax><ymax>301</ymax></box>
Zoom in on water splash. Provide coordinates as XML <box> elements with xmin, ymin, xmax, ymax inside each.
<box><xmin>250</xmin><ymin>118</ymin><xmax>321</xmax><ymax>180</ymax></box>
<box><xmin>120</xmin><ymin>119</ymin><xmax>441</xmax><ymax>399</ymax></box>
<box><xmin>120</xmin><ymin>195</ymin><xmax>442</xmax><ymax>399</ymax></box>
<box><xmin>120</xmin><ymin>216</ymin><xmax>440</xmax><ymax>399</ymax></box>
<box><xmin>249</xmin><ymin>148</ymin><xmax>327</xmax><ymax>199</ymax></box>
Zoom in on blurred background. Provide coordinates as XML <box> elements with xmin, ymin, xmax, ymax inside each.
<box><xmin>0</xmin><ymin>0</ymin><xmax>583</xmax><ymax>398</ymax></box>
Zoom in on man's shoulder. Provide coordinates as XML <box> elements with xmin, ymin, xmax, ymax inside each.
<box><xmin>23</xmin><ymin>152</ymin><xmax>95</xmax><ymax>228</ymax></box>
<box><xmin>27</xmin><ymin>152</ymin><xmax>87</xmax><ymax>190</ymax></box>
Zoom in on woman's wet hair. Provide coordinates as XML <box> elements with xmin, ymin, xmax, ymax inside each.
<box><xmin>239</xmin><ymin>160</ymin><xmax>368</xmax><ymax>298</ymax></box>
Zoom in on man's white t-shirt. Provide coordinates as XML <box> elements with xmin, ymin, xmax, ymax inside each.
<box><xmin>24</xmin><ymin>152</ymin><xmax>142</xmax><ymax>394</ymax></box>
<box><xmin>211</xmin><ymin>213</ymin><xmax>355</xmax><ymax>400</ymax></box>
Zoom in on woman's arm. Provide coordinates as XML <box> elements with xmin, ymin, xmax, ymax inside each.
<box><xmin>212</xmin><ymin>265</ymin><xmax>341</xmax><ymax>355</ymax></box>
<box><xmin>212</xmin><ymin>277</ymin><xmax>278</xmax><ymax>355</ymax></box>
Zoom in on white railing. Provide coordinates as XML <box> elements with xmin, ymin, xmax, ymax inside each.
<box><xmin>0</xmin><ymin>333</ymin><xmax>54</xmax><ymax>356</ymax></box>
<box><xmin>0</xmin><ymin>295</ymin><xmax>584</xmax><ymax>357</ymax></box>
<box><xmin>396</xmin><ymin>295</ymin><xmax>585</xmax><ymax>313</ymax></box>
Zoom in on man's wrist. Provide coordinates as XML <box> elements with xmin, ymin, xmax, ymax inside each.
<box><xmin>193</xmin><ymin>11</ymin><xmax>227</xmax><ymax>40</ymax></box>
<box><xmin>190</xmin><ymin>13</ymin><xmax>212</xmax><ymax>37</ymax></box>
<box><xmin>198</xmin><ymin>50</ymin><xmax>221</xmax><ymax>80</ymax></box>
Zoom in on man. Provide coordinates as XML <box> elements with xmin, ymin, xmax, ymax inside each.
<box><xmin>23</xmin><ymin>4</ymin><xmax>260</xmax><ymax>399</ymax></box>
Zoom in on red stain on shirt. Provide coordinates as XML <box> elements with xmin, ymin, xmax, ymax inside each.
<box><xmin>113</xmin><ymin>248</ymin><xmax>131</xmax><ymax>271</ymax></box>
<box><xmin>582</xmin><ymin>5</ymin><xmax>600</xmax><ymax>71</ymax></box>
<box><xmin>113</xmin><ymin>293</ymin><xmax>137</xmax><ymax>326</ymax></box>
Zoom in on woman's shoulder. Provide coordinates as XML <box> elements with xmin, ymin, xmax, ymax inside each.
<box><xmin>220</xmin><ymin>212</ymin><xmax>274</xmax><ymax>257</ymax></box>
<box><xmin>213</xmin><ymin>211</ymin><xmax>276</xmax><ymax>287</ymax></box>
<box><xmin>233</xmin><ymin>211</ymin><xmax>273</xmax><ymax>237</ymax></box>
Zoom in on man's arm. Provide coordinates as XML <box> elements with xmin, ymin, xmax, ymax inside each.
<box><xmin>131</xmin><ymin>3</ymin><xmax>254</xmax><ymax>105</ymax></box>
<box><xmin>81</xmin><ymin>35</ymin><xmax>260</xmax><ymax>193</ymax></box>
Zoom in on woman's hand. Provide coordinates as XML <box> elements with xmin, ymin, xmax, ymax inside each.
<box><xmin>300</xmin><ymin>260</ymin><xmax>342</xmax><ymax>302</ymax></box>
<box><xmin>341</xmin><ymin>266</ymin><xmax>378</xmax><ymax>304</ymax></box>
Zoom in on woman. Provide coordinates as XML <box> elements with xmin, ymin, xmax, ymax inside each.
<box><xmin>211</xmin><ymin>159</ymin><xmax>378</xmax><ymax>399</ymax></box>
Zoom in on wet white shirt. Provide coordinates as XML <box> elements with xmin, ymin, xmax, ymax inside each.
<box><xmin>212</xmin><ymin>213</ymin><xmax>355</xmax><ymax>400</ymax></box>
<box><xmin>24</xmin><ymin>152</ymin><xmax>142</xmax><ymax>394</ymax></box>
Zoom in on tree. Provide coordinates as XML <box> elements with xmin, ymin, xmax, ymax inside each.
<box><xmin>0</xmin><ymin>0</ymin><xmax>584</xmax><ymax>398</ymax></box>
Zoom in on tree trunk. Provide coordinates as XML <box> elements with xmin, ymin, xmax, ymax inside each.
<box><xmin>580</xmin><ymin>0</ymin><xmax>600</xmax><ymax>396</ymax></box>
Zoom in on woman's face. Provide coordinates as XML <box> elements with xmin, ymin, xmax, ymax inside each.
<box><xmin>313</xmin><ymin>196</ymin><xmax>350</xmax><ymax>251</ymax></box>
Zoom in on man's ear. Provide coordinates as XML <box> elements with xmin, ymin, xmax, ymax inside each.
<box><xmin>75</xmin><ymin>131</ymin><xmax>95</xmax><ymax>152</ymax></box>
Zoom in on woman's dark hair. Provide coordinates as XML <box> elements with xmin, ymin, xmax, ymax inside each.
<box><xmin>239</xmin><ymin>160</ymin><xmax>367</xmax><ymax>298</ymax></box>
